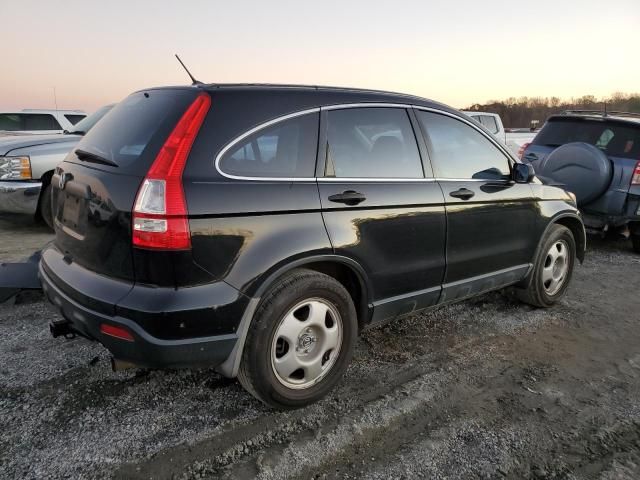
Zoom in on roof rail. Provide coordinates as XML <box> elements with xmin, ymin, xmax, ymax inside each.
<box><xmin>561</xmin><ymin>109</ymin><xmax>640</xmax><ymax>119</ymax></box>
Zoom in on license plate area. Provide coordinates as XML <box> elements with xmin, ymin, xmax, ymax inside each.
<box><xmin>57</xmin><ymin>192</ymin><xmax>87</xmax><ymax>237</ymax></box>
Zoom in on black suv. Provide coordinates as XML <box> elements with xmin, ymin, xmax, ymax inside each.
<box><xmin>520</xmin><ymin>111</ymin><xmax>640</xmax><ymax>251</ymax></box>
<box><xmin>40</xmin><ymin>85</ymin><xmax>585</xmax><ymax>408</ymax></box>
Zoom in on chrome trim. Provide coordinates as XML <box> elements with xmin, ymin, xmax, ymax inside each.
<box><xmin>214</xmin><ymin>108</ymin><xmax>320</xmax><ymax>182</ymax></box>
<box><xmin>322</xmin><ymin>102</ymin><xmax>413</xmax><ymax>110</ymax></box>
<box><xmin>0</xmin><ymin>180</ymin><xmax>42</xmax><ymax>215</ymax></box>
<box><xmin>318</xmin><ymin>177</ymin><xmax>436</xmax><ymax>182</ymax></box>
<box><xmin>213</xmin><ymin>102</ymin><xmax>516</xmax><ymax>182</ymax></box>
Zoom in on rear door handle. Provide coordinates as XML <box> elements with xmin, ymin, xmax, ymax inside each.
<box><xmin>449</xmin><ymin>188</ymin><xmax>475</xmax><ymax>200</ymax></box>
<box><xmin>328</xmin><ymin>190</ymin><xmax>366</xmax><ymax>206</ymax></box>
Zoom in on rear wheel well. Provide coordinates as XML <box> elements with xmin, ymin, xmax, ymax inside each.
<box><xmin>554</xmin><ymin>216</ymin><xmax>585</xmax><ymax>263</ymax></box>
<box><xmin>299</xmin><ymin>262</ymin><xmax>369</xmax><ymax>330</ymax></box>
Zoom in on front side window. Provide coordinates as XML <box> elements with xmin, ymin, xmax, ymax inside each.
<box><xmin>219</xmin><ymin>112</ymin><xmax>319</xmax><ymax>178</ymax></box>
<box><xmin>325</xmin><ymin>107</ymin><xmax>423</xmax><ymax>178</ymax></box>
<box><xmin>417</xmin><ymin>111</ymin><xmax>510</xmax><ymax>180</ymax></box>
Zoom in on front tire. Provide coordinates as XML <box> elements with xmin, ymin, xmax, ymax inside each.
<box><xmin>516</xmin><ymin>224</ymin><xmax>576</xmax><ymax>307</ymax></box>
<box><xmin>38</xmin><ymin>183</ymin><xmax>54</xmax><ymax>230</ymax></box>
<box><xmin>238</xmin><ymin>269</ymin><xmax>357</xmax><ymax>409</ymax></box>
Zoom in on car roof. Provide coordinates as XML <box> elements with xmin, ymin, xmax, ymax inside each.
<box><xmin>139</xmin><ymin>83</ymin><xmax>458</xmax><ymax>114</ymax></box>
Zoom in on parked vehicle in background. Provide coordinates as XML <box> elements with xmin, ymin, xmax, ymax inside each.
<box><xmin>464</xmin><ymin>111</ymin><xmax>537</xmax><ymax>154</ymax></box>
<box><xmin>0</xmin><ymin>109</ymin><xmax>86</xmax><ymax>136</ymax></box>
<box><xmin>0</xmin><ymin>105</ymin><xmax>114</xmax><ymax>228</ymax></box>
<box><xmin>520</xmin><ymin>111</ymin><xmax>640</xmax><ymax>252</ymax></box>
<box><xmin>41</xmin><ymin>84</ymin><xmax>584</xmax><ymax>409</ymax></box>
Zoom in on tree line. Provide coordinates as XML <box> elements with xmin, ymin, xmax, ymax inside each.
<box><xmin>465</xmin><ymin>93</ymin><xmax>640</xmax><ymax>128</ymax></box>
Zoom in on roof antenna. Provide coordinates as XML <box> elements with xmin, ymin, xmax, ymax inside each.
<box><xmin>175</xmin><ymin>54</ymin><xmax>202</xmax><ymax>85</ymax></box>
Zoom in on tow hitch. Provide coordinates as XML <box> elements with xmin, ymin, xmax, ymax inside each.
<box><xmin>0</xmin><ymin>250</ymin><xmax>42</xmax><ymax>303</ymax></box>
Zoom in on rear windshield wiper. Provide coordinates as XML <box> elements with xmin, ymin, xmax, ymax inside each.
<box><xmin>74</xmin><ymin>149</ymin><xmax>118</xmax><ymax>167</ymax></box>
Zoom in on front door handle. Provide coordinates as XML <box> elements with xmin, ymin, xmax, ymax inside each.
<box><xmin>328</xmin><ymin>190</ymin><xmax>366</xmax><ymax>206</ymax></box>
<box><xmin>523</xmin><ymin>153</ymin><xmax>538</xmax><ymax>162</ymax></box>
<box><xmin>449</xmin><ymin>188</ymin><xmax>475</xmax><ymax>200</ymax></box>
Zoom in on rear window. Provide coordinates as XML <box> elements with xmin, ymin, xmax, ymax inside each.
<box><xmin>0</xmin><ymin>113</ymin><xmax>61</xmax><ymax>131</ymax></box>
<box><xmin>534</xmin><ymin>118</ymin><xmax>640</xmax><ymax>159</ymax></box>
<box><xmin>72</xmin><ymin>89</ymin><xmax>197</xmax><ymax>173</ymax></box>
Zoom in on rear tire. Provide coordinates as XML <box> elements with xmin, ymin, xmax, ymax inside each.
<box><xmin>516</xmin><ymin>224</ymin><xmax>576</xmax><ymax>307</ymax></box>
<box><xmin>238</xmin><ymin>269</ymin><xmax>357</xmax><ymax>409</ymax></box>
<box><xmin>38</xmin><ymin>183</ymin><xmax>54</xmax><ymax>230</ymax></box>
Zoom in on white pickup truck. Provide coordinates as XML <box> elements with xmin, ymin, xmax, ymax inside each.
<box><xmin>0</xmin><ymin>109</ymin><xmax>87</xmax><ymax>136</ymax></box>
<box><xmin>0</xmin><ymin>105</ymin><xmax>113</xmax><ymax>228</ymax></box>
<box><xmin>463</xmin><ymin>111</ymin><xmax>537</xmax><ymax>155</ymax></box>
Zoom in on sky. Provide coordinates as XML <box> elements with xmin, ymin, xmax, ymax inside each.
<box><xmin>1</xmin><ymin>0</ymin><xmax>639</xmax><ymax>114</ymax></box>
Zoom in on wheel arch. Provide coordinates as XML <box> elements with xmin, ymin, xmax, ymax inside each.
<box><xmin>551</xmin><ymin>213</ymin><xmax>586</xmax><ymax>263</ymax></box>
<box><xmin>254</xmin><ymin>255</ymin><xmax>372</xmax><ymax>329</ymax></box>
<box><xmin>217</xmin><ymin>254</ymin><xmax>372</xmax><ymax>379</ymax></box>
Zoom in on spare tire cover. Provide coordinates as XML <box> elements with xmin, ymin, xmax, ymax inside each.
<box><xmin>538</xmin><ymin>142</ymin><xmax>612</xmax><ymax>206</ymax></box>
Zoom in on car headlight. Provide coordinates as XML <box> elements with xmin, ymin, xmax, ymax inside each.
<box><xmin>0</xmin><ymin>156</ymin><xmax>32</xmax><ymax>180</ymax></box>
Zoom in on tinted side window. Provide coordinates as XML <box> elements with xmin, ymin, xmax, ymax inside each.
<box><xmin>65</xmin><ymin>114</ymin><xmax>86</xmax><ymax>125</ymax></box>
<box><xmin>23</xmin><ymin>114</ymin><xmax>62</xmax><ymax>130</ymax></box>
<box><xmin>325</xmin><ymin>108</ymin><xmax>423</xmax><ymax>178</ymax></box>
<box><xmin>417</xmin><ymin>111</ymin><xmax>510</xmax><ymax>180</ymax></box>
<box><xmin>219</xmin><ymin>112</ymin><xmax>319</xmax><ymax>178</ymax></box>
<box><xmin>0</xmin><ymin>114</ymin><xmax>22</xmax><ymax>131</ymax></box>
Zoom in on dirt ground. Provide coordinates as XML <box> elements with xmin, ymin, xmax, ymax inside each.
<box><xmin>1</xmin><ymin>213</ymin><xmax>640</xmax><ymax>479</ymax></box>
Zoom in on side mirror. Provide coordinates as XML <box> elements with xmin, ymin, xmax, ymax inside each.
<box><xmin>512</xmin><ymin>163</ymin><xmax>535</xmax><ymax>183</ymax></box>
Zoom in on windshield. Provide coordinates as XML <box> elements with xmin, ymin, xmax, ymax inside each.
<box><xmin>67</xmin><ymin>105</ymin><xmax>114</xmax><ymax>134</ymax></box>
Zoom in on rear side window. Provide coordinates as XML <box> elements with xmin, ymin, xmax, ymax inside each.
<box><xmin>218</xmin><ymin>112</ymin><xmax>319</xmax><ymax>178</ymax></box>
<box><xmin>417</xmin><ymin>111</ymin><xmax>510</xmax><ymax>180</ymax></box>
<box><xmin>0</xmin><ymin>113</ymin><xmax>61</xmax><ymax>131</ymax></box>
<box><xmin>74</xmin><ymin>89</ymin><xmax>197</xmax><ymax>172</ymax></box>
<box><xmin>0</xmin><ymin>114</ymin><xmax>22</xmax><ymax>131</ymax></box>
<box><xmin>325</xmin><ymin>107</ymin><xmax>423</xmax><ymax>178</ymax></box>
<box><xmin>475</xmin><ymin>115</ymin><xmax>499</xmax><ymax>134</ymax></box>
<box><xmin>64</xmin><ymin>114</ymin><xmax>86</xmax><ymax>125</ymax></box>
<box><xmin>534</xmin><ymin>119</ymin><xmax>640</xmax><ymax>159</ymax></box>
<box><xmin>23</xmin><ymin>114</ymin><xmax>61</xmax><ymax>130</ymax></box>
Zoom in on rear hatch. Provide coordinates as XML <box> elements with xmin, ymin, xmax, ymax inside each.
<box><xmin>51</xmin><ymin>88</ymin><xmax>200</xmax><ymax>286</ymax></box>
<box><xmin>525</xmin><ymin>117</ymin><xmax>640</xmax><ymax>204</ymax></box>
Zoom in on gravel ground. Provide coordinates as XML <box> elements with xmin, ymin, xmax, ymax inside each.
<box><xmin>1</xmin><ymin>214</ymin><xmax>640</xmax><ymax>479</ymax></box>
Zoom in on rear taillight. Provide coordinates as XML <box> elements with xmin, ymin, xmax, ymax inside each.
<box><xmin>632</xmin><ymin>160</ymin><xmax>640</xmax><ymax>185</ymax></box>
<box><xmin>517</xmin><ymin>142</ymin><xmax>531</xmax><ymax>160</ymax></box>
<box><xmin>132</xmin><ymin>92</ymin><xmax>211</xmax><ymax>250</ymax></box>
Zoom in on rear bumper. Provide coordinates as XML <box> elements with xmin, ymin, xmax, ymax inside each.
<box><xmin>0</xmin><ymin>180</ymin><xmax>41</xmax><ymax>215</ymax></box>
<box><xmin>39</xmin><ymin>255</ymin><xmax>241</xmax><ymax>369</ymax></box>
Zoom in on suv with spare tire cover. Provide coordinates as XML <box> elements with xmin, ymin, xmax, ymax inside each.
<box><xmin>520</xmin><ymin>112</ymin><xmax>640</xmax><ymax>252</ymax></box>
<box><xmin>39</xmin><ymin>84</ymin><xmax>585</xmax><ymax>409</ymax></box>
